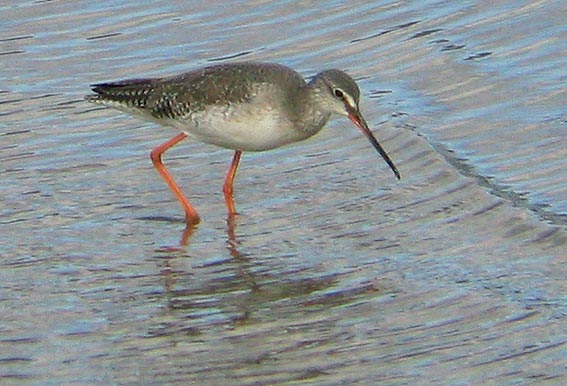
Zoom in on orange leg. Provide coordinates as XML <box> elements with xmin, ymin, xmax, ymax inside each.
<box><xmin>223</xmin><ymin>150</ymin><xmax>242</xmax><ymax>216</ymax></box>
<box><xmin>150</xmin><ymin>133</ymin><xmax>201</xmax><ymax>225</ymax></box>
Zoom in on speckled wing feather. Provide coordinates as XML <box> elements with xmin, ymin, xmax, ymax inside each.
<box><xmin>86</xmin><ymin>63</ymin><xmax>305</xmax><ymax>121</ymax></box>
<box><xmin>86</xmin><ymin>78</ymin><xmax>188</xmax><ymax>120</ymax></box>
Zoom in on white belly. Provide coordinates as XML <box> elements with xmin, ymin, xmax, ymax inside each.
<box><xmin>169</xmin><ymin>102</ymin><xmax>307</xmax><ymax>152</ymax></box>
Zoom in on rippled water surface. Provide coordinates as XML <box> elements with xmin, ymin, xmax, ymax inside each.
<box><xmin>1</xmin><ymin>1</ymin><xmax>566</xmax><ymax>385</ymax></box>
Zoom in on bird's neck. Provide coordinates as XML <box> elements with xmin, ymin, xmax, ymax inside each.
<box><xmin>295</xmin><ymin>85</ymin><xmax>331</xmax><ymax>137</ymax></box>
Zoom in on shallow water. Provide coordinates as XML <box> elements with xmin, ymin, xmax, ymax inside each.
<box><xmin>1</xmin><ymin>0</ymin><xmax>566</xmax><ymax>385</ymax></box>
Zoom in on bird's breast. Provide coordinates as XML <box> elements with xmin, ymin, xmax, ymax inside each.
<box><xmin>168</xmin><ymin>100</ymin><xmax>308</xmax><ymax>152</ymax></box>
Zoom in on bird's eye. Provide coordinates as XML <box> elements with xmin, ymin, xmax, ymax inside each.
<box><xmin>334</xmin><ymin>89</ymin><xmax>344</xmax><ymax>98</ymax></box>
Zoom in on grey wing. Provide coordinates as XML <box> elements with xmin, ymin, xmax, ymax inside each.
<box><xmin>86</xmin><ymin>77</ymin><xmax>194</xmax><ymax>120</ymax></box>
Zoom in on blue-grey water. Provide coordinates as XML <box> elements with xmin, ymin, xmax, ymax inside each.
<box><xmin>1</xmin><ymin>1</ymin><xmax>566</xmax><ymax>385</ymax></box>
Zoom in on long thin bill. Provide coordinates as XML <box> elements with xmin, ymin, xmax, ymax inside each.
<box><xmin>348</xmin><ymin>109</ymin><xmax>401</xmax><ymax>180</ymax></box>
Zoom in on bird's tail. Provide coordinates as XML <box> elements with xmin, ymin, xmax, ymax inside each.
<box><xmin>85</xmin><ymin>79</ymin><xmax>155</xmax><ymax>109</ymax></box>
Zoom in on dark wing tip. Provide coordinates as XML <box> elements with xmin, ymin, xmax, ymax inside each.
<box><xmin>89</xmin><ymin>78</ymin><xmax>154</xmax><ymax>93</ymax></box>
<box><xmin>85</xmin><ymin>83</ymin><xmax>114</xmax><ymax>102</ymax></box>
<box><xmin>85</xmin><ymin>79</ymin><xmax>156</xmax><ymax>108</ymax></box>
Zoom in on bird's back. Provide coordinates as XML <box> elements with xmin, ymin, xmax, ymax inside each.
<box><xmin>86</xmin><ymin>62</ymin><xmax>305</xmax><ymax>121</ymax></box>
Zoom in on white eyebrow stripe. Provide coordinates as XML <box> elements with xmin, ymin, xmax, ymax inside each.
<box><xmin>342</xmin><ymin>92</ymin><xmax>357</xmax><ymax>109</ymax></box>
